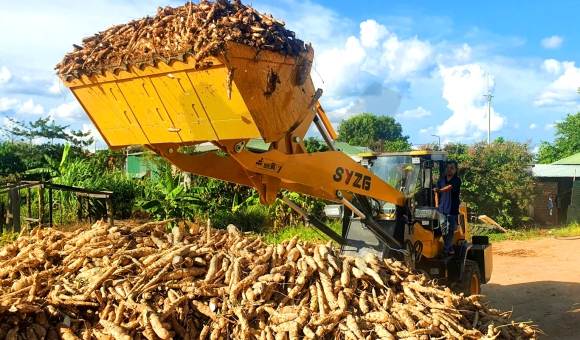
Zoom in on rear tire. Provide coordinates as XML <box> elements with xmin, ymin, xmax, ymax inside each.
<box><xmin>456</xmin><ymin>260</ymin><xmax>481</xmax><ymax>296</ymax></box>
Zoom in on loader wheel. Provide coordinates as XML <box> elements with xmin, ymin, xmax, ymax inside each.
<box><xmin>457</xmin><ymin>261</ymin><xmax>481</xmax><ymax>296</ymax></box>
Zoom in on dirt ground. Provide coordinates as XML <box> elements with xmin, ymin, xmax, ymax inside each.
<box><xmin>482</xmin><ymin>237</ymin><xmax>580</xmax><ymax>339</ymax></box>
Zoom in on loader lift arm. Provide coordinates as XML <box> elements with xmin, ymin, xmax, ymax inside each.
<box><xmin>146</xmin><ymin>100</ymin><xmax>406</xmax><ymax>251</ymax></box>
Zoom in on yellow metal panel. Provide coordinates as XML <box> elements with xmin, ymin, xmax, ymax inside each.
<box><xmin>115</xmin><ymin>78</ymin><xmax>183</xmax><ymax>144</ymax></box>
<box><xmin>410</xmin><ymin>150</ymin><xmax>429</xmax><ymax>155</ymax></box>
<box><xmin>412</xmin><ymin>223</ymin><xmax>443</xmax><ymax>259</ymax></box>
<box><xmin>148</xmin><ymin>72</ymin><xmax>218</xmax><ymax>142</ymax></box>
<box><xmin>224</xmin><ymin>43</ymin><xmax>316</xmax><ymax>142</ymax></box>
<box><xmin>357</xmin><ymin>152</ymin><xmax>376</xmax><ymax>157</ymax></box>
<box><xmin>184</xmin><ymin>67</ymin><xmax>260</xmax><ymax>141</ymax></box>
<box><xmin>73</xmin><ymin>82</ymin><xmax>151</xmax><ymax>147</ymax></box>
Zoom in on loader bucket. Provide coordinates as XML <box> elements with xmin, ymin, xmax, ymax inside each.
<box><xmin>60</xmin><ymin>42</ymin><xmax>316</xmax><ymax>148</ymax></box>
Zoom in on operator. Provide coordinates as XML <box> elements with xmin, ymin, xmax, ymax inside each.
<box><xmin>397</xmin><ymin>165</ymin><xmax>414</xmax><ymax>192</ymax></box>
<box><xmin>434</xmin><ymin>161</ymin><xmax>461</xmax><ymax>256</ymax></box>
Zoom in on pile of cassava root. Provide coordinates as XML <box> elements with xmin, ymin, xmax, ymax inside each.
<box><xmin>0</xmin><ymin>219</ymin><xmax>540</xmax><ymax>340</ymax></box>
<box><xmin>55</xmin><ymin>0</ymin><xmax>308</xmax><ymax>80</ymax></box>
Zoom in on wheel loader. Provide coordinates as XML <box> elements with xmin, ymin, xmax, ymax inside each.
<box><xmin>59</xmin><ymin>40</ymin><xmax>492</xmax><ymax>295</ymax></box>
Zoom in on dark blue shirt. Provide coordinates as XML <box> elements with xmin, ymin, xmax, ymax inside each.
<box><xmin>437</xmin><ymin>176</ymin><xmax>461</xmax><ymax>215</ymax></box>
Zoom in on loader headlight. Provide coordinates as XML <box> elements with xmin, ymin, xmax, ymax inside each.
<box><xmin>324</xmin><ymin>205</ymin><xmax>343</xmax><ymax>218</ymax></box>
<box><xmin>414</xmin><ymin>207</ymin><xmax>439</xmax><ymax>220</ymax></box>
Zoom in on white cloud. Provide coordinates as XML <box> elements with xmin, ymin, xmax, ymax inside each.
<box><xmin>48</xmin><ymin>101</ymin><xmax>86</xmax><ymax>122</ymax></box>
<box><xmin>0</xmin><ymin>97</ymin><xmax>19</xmax><ymax>111</ymax></box>
<box><xmin>48</xmin><ymin>78</ymin><xmax>62</xmax><ymax>95</ymax></box>
<box><xmin>0</xmin><ymin>67</ymin><xmax>10</xmax><ymax>83</ymax></box>
<box><xmin>451</xmin><ymin>44</ymin><xmax>472</xmax><ymax>64</ymax></box>
<box><xmin>314</xmin><ymin>19</ymin><xmax>434</xmax><ymax>97</ymax></box>
<box><xmin>541</xmin><ymin>35</ymin><xmax>563</xmax><ymax>49</ymax></box>
<box><xmin>514</xmin><ymin>123</ymin><xmax>520</xmax><ymax>129</ymax></box>
<box><xmin>535</xmin><ymin>61</ymin><xmax>580</xmax><ymax>107</ymax></box>
<box><xmin>0</xmin><ymin>97</ymin><xmax>44</xmax><ymax>114</ymax></box>
<box><xmin>434</xmin><ymin>64</ymin><xmax>506</xmax><ymax>138</ymax></box>
<box><xmin>18</xmin><ymin>99</ymin><xmax>44</xmax><ymax>115</ymax></box>
<box><xmin>360</xmin><ymin>20</ymin><xmax>388</xmax><ymax>48</ymax></box>
<box><xmin>328</xmin><ymin>99</ymin><xmax>365</xmax><ymax>121</ymax></box>
<box><xmin>530</xmin><ymin>123</ymin><xmax>537</xmax><ymax>129</ymax></box>
<box><xmin>545</xmin><ymin>123</ymin><xmax>555</xmax><ymax>130</ymax></box>
<box><xmin>379</xmin><ymin>33</ymin><xmax>434</xmax><ymax>80</ymax></box>
<box><xmin>325</xmin><ymin>83</ymin><xmax>402</xmax><ymax>122</ymax></box>
<box><xmin>542</xmin><ymin>59</ymin><xmax>574</xmax><ymax>76</ymax></box>
<box><xmin>315</xmin><ymin>37</ymin><xmax>367</xmax><ymax>96</ymax></box>
<box><xmin>396</xmin><ymin>106</ymin><xmax>432</xmax><ymax>119</ymax></box>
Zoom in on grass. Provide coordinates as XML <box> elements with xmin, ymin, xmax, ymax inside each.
<box><xmin>472</xmin><ymin>222</ymin><xmax>580</xmax><ymax>243</ymax></box>
<box><xmin>262</xmin><ymin>220</ymin><xmax>342</xmax><ymax>245</ymax></box>
<box><xmin>260</xmin><ymin>221</ymin><xmax>580</xmax><ymax>246</ymax></box>
<box><xmin>0</xmin><ymin>229</ymin><xmax>19</xmax><ymax>246</ymax></box>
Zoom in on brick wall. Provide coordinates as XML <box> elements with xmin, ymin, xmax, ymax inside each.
<box><xmin>534</xmin><ymin>182</ymin><xmax>558</xmax><ymax>225</ymax></box>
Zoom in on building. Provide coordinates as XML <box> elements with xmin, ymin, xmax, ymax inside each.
<box><xmin>530</xmin><ymin>152</ymin><xmax>580</xmax><ymax>225</ymax></box>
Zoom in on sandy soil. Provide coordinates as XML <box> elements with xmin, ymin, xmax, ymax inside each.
<box><xmin>482</xmin><ymin>237</ymin><xmax>580</xmax><ymax>339</ymax></box>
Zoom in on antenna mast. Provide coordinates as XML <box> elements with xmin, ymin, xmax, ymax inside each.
<box><xmin>484</xmin><ymin>73</ymin><xmax>494</xmax><ymax>146</ymax></box>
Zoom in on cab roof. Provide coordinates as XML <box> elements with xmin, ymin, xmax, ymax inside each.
<box><xmin>357</xmin><ymin>150</ymin><xmax>448</xmax><ymax>158</ymax></box>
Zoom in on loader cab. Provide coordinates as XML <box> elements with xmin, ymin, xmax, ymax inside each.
<box><xmin>359</xmin><ymin>150</ymin><xmax>446</xmax><ymax>215</ymax></box>
<box><xmin>358</xmin><ymin>150</ymin><xmax>469</xmax><ymax>258</ymax></box>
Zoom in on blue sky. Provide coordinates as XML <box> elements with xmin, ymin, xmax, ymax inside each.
<box><xmin>1</xmin><ymin>0</ymin><xmax>578</xmax><ymax>151</ymax></box>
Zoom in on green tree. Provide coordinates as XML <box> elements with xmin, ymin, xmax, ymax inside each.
<box><xmin>537</xmin><ymin>112</ymin><xmax>580</xmax><ymax>163</ymax></box>
<box><xmin>302</xmin><ymin>137</ymin><xmax>329</xmax><ymax>153</ymax></box>
<box><xmin>384</xmin><ymin>138</ymin><xmax>412</xmax><ymax>152</ymax></box>
<box><xmin>459</xmin><ymin>139</ymin><xmax>536</xmax><ymax>228</ymax></box>
<box><xmin>337</xmin><ymin>113</ymin><xmax>408</xmax><ymax>147</ymax></box>
<box><xmin>443</xmin><ymin>142</ymin><xmax>470</xmax><ymax>164</ymax></box>
<box><xmin>417</xmin><ymin>142</ymin><xmax>440</xmax><ymax>151</ymax></box>
<box><xmin>4</xmin><ymin>116</ymin><xmax>93</xmax><ymax>148</ymax></box>
<box><xmin>0</xmin><ymin>141</ymin><xmax>26</xmax><ymax>178</ymax></box>
<box><xmin>365</xmin><ymin>138</ymin><xmax>413</xmax><ymax>153</ymax></box>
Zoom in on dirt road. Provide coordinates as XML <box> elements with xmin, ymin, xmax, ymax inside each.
<box><xmin>481</xmin><ymin>237</ymin><xmax>580</xmax><ymax>339</ymax></box>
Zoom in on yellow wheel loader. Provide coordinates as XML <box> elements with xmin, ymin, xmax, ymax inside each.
<box><xmin>60</xmin><ymin>41</ymin><xmax>492</xmax><ymax>296</ymax></box>
<box><xmin>324</xmin><ymin>151</ymin><xmax>493</xmax><ymax>295</ymax></box>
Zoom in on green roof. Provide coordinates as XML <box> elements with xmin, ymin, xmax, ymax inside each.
<box><xmin>532</xmin><ymin>164</ymin><xmax>580</xmax><ymax>178</ymax></box>
<box><xmin>127</xmin><ymin>139</ymin><xmax>367</xmax><ymax>157</ymax></box>
<box><xmin>334</xmin><ymin>142</ymin><xmax>370</xmax><ymax>156</ymax></box>
<box><xmin>552</xmin><ymin>152</ymin><xmax>580</xmax><ymax>165</ymax></box>
<box><xmin>246</xmin><ymin>139</ymin><xmax>270</xmax><ymax>151</ymax></box>
<box><xmin>244</xmin><ymin>139</ymin><xmax>369</xmax><ymax>156</ymax></box>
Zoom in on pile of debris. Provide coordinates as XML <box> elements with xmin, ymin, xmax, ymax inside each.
<box><xmin>0</xmin><ymin>219</ymin><xmax>540</xmax><ymax>339</ymax></box>
<box><xmin>55</xmin><ymin>0</ymin><xmax>307</xmax><ymax>80</ymax></box>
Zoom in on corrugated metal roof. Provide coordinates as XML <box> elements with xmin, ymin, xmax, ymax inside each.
<box><xmin>149</xmin><ymin>139</ymin><xmax>369</xmax><ymax>156</ymax></box>
<box><xmin>552</xmin><ymin>152</ymin><xmax>580</xmax><ymax>165</ymax></box>
<box><xmin>531</xmin><ymin>164</ymin><xmax>580</xmax><ymax>178</ymax></box>
<box><xmin>334</xmin><ymin>142</ymin><xmax>367</xmax><ymax>156</ymax></box>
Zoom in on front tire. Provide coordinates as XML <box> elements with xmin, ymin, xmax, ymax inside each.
<box><xmin>456</xmin><ymin>260</ymin><xmax>481</xmax><ymax>296</ymax></box>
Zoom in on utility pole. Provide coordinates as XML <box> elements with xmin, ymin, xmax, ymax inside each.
<box><xmin>431</xmin><ymin>134</ymin><xmax>441</xmax><ymax>150</ymax></box>
<box><xmin>483</xmin><ymin>73</ymin><xmax>494</xmax><ymax>146</ymax></box>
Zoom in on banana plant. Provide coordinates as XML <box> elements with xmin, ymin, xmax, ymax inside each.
<box><xmin>231</xmin><ymin>191</ymin><xmax>260</xmax><ymax>212</ymax></box>
<box><xmin>26</xmin><ymin>142</ymin><xmax>71</xmax><ymax>181</ymax></box>
<box><xmin>137</xmin><ymin>169</ymin><xmax>205</xmax><ymax>226</ymax></box>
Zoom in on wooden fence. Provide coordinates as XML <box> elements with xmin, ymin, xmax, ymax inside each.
<box><xmin>0</xmin><ymin>181</ymin><xmax>113</xmax><ymax>233</ymax></box>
